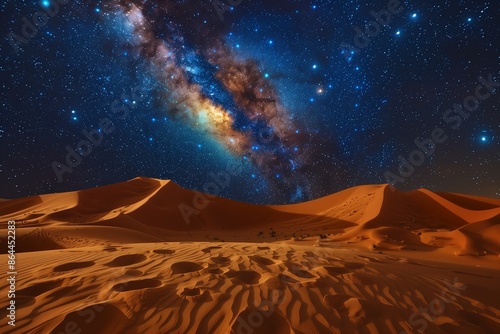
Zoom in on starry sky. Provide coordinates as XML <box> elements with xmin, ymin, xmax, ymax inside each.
<box><xmin>1</xmin><ymin>0</ymin><xmax>499</xmax><ymax>203</ymax></box>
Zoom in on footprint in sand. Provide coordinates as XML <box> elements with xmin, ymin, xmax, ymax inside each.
<box><xmin>278</xmin><ymin>273</ymin><xmax>300</xmax><ymax>284</ymax></box>
<box><xmin>226</xmin><ymin>270</ymin><xmax>262</xmax><ymax>284</ymax></box>
<box><xmin>284</xmin><ymin>262</ymin><xmax>315</xmax><ymax>279</ymax></box>
<box><xmin>311</xmin><ymin>276</ymin><xmax>336</xmax><ymax>288</ymax></box>
<box><xmin>206</xmin><ymin>268</ymin><xmax>224</xmax><ymax>274</ymax></box>
<box><xmin>52</xmin><ymin>303</ymin><xmax>132</xmax><ymax>333</ymax></box>
<box><xmin>210</xmin><ymin>256</ymin><xmax>231</xmax><ymax>265</ymax></box>
<box><xmin>18</xmin><ymin>279</ymin><xmax>64</xmax><ymax>297</ymax></box>
<box><xmin>124</xmin><ymin>269</ymin><xmax>143</xmax><ymax>276</ymax></box>
<box><xmin>53</xmin><ymin>261</ymin><xmax>95</xmax><ymax>272</ymax></box>
<box><xmin>265</xmin><ymin>276</ymin><xmax>288</xmax><ymax>289</ymax></box>
<box><xmin>319</xmin><ymin>261</ymin><xmax>365</xmax><ymax>276</ymax></box>
<box><xmin>105</xmin><ymin>254</ymin><xmax>147</xmax><ymax>267</ymax></box>
<box><xmin>323</xmin><ymin>293</ymin><xmax>352</xmax><ymax>308</ymax></box>
<box><xmin>201</xmin><ymin>246</ymin><xmax>222</xmax><ymax>253</ymax></box>
<box><xmin>178</xmin><ymin>288</ymin><xmax>212</xmax><ymax>302</ymax></box>
<box><xmin>153</xmin><ymin>249</ymin><xmax>176</xmax><ymax>255</ymax></box>
<box><xmin>249</xmin><ymin>255</ymin><xmax>276</xmax><ymax>266</ymax></box>
<box><xmin>112</xmin><ymin>278</ymin><xmax>162</xmax><ymax>292</ymax></box>
<box><xmin>180</xmin><ymin>287</ymin><xmax>201</xmax><ymax>296</ymax></box>
<box><xmin>171</xmin><ymin>261</ymin><xmax>204</xmax><ymax>274</ymax></box>
<box><xmin>321</xmin><ymin>266</ymin><xmax>353</xmax><ymax>275</ymax></box>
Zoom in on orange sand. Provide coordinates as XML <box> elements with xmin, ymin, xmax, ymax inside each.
<box><xmin>1</xmin><ymin>177</ymin><xmax>499</xmax><ymax>333</ymax></box>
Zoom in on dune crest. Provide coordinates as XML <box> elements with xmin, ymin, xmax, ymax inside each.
<box><xmin>3</xmin><ymin>178</ymin><xmax>498</xmax><ymax>255</ymax></box>
<box><xmin>1</xmin><ymin>178</ymin><xmax>499</xmax><ymax>333</ymax></box>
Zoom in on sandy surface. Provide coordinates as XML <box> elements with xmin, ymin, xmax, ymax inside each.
<box><xmin>1</xmin><ymin>177</ymin><xmax>499</xmax><ymax>333</ymax></box>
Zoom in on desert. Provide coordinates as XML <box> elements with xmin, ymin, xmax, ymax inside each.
<box><xmin>1</xmin><ymin>177</ymin><xmax>499</xmax><ymax>334</ymax></box>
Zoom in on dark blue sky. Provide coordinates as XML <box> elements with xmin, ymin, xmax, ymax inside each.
<box><xmin>1</xmin><ymin>0</ymin><xmax>498</xmax><ymax>203</ymax></box>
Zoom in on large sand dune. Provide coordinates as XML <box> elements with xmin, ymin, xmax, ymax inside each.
<box><xmin>1</xmin><ymin>178</ymin><xmax>499</xmax><ymax>333</ymax></box>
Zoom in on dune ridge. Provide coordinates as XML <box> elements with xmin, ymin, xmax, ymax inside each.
<box><xmin>2</xmin><ymin>177</ymin><xmax>498</xmax><ymax>255</ymax></box>
<box><xmin>1</xmin><ymin>178</ymin><xmax>499</xmax><ymax>333</ymax></box>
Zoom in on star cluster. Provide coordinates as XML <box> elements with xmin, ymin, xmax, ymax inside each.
<box><xmin>0</xmin><ymin>0</ymin><xmax>498</xmax><ymax>202</ymax></box>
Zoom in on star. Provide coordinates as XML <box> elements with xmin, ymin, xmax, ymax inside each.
<box><xmin>1</xmin><ymin>0</ymin><xmax>498</xmax><ymax>202</ymax></box>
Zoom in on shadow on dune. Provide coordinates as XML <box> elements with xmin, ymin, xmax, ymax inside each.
<box><xmin>1</xmin><ymin>177</ymin><xmax>498</xmax><ymax>254</ymax></box>
<box><xmin>0</xmin><ymin>195</ymin><xmax>44</xmax><ymax>217</ymax></box>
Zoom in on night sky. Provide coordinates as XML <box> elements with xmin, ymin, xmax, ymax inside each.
<box><xmin>1</xmin><ymin>0</ymin><xmax>499</xmax><ymax>203</ymax></box>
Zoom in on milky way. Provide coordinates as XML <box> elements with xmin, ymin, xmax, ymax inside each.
<box><xmin>106</xmin><ymin>0</ymin><xmax>343</xmax><ymax>199</ymax></box>
<box><xmin>1</xmin><ymin>0</ymin><xmax>498</xmax><ymax>202</ymax></box>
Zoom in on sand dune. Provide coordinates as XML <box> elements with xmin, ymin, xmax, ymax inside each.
<box><xmin>1</xmin><ymin>178</ymin><xmax>499</xmax><ymax>333</ymax></box>
<box><xmin>1</xmin><ymin>177</ymin><xmax>499</xmax><ymax>254</ymax></box>
<box><xmin>1</xmin><ymin>243</ymin><xmax>499</xmax><ymax>334</ymax></box>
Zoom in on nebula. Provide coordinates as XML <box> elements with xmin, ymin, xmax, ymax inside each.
<box><xmin>104</xmin><ymin>0</ymin><xmax>337</xmax><ymax>200</ymax></box>
<box><xmin>117</xmin><ymin>4</ymin><xmax>250</xmax><ymax>155</ymax></box>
